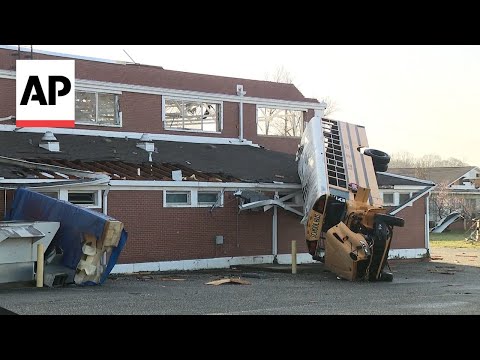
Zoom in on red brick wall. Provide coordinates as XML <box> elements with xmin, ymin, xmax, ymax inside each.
<box><xmin>0</xmin><ymin>78</ymin><xmax>15</xmax><ymax>121</ymax></box>
<box><xmin>0</xmin><ymin>76</ymin><xmax>314</xmax><ymax>154</ymax></box>
<box><xmin>0</xmin><ymin>48</ymin><xmax>318</xmax><ymax>155</ymax></box>
<box><xmin>277</xmin><ymin>208</ymin><xmax>308</xmax><ymax>254</ymax></box>
<box><xmin>107</xmin><ymin>188</ymin><xmax>420</xmax><ymax>264</ymax></box>
<box><xmin>107</xmin><ymin>190</ymin><xmax>307</xmax><ymax>264</ymax></box>
<box><xmin>388</xmin><ymin>196</ymin><xmax>427</xmax><ymax>249</ymax></box>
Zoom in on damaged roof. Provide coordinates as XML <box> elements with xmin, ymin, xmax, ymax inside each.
<box><xmin>0</xmin><ymin>132</ymin><xmax>300</xmax><ymax>184</ymax></box>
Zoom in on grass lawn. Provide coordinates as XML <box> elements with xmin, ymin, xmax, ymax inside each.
<box><xmin>430</xmin><ymin>230</ymin><xmax>480</xmax><ymax>248</ymax></box>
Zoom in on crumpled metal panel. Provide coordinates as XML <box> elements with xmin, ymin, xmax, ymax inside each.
<box><xmin>0</xmin><ymin>224</ymin><xmax>44</xmax><ymax>243</ymax></box>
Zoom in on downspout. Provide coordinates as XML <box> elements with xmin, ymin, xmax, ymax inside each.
<box><xmin>425</xmin><ymin>191</ymin><xmax>430</xmax><ymax>253</ymax></box>
<box><xmin>272</xmin><ymin>192</ymin><xmax>278</xmax><ymax>263</ymax></box>
<box><xmin>3</xmin><ymin>188</ymin><xmax>6</xmax><ymax>220</ymax></box>
<box><xmin>103</xmin><ymin>186</ymin><xmax>110</xmax><ymax>215</ymax></box>
<box><xmin>237</xmin><ymin>85</ymin><xmax>246</xmax><ymax>141</ymax></box>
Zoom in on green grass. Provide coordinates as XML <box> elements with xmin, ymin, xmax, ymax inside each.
<box><xmin>430</xmin><ymin>230</ymin><xmax>480</xmax><ymax>248</ymax></box>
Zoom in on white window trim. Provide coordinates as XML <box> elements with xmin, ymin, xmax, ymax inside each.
<box><xmin>75</xmin><ymin>90</ymin><xmax>122</xmax><ymax>128</ymax></box>
<box><xmin>163</xmin><ymin>189</ymin><xmax>224</xmax><ymax>208</ymax></box>
<box><xmin>164</xmin><ymin>190</ymin><xmax>192</xmax><ymax>208</ymax></box>
<box><xmin>162</xmin><ymin>96</ymin><xmax>223</xmax><ymax>134</ymax></box>
<box><xmin>60</xmin><ymin>189</ymin><xmax>102</xmax><ymax>208</ymax></box>
<box><xmin>255</xmin><ymin>105</ymin><xmax>304</xmax><ymax>138</ymax></box>
<box><xmin>381</xmin><ymin>190</ymin><xmax>414</xmax><ymax>206</ymax></box>
<box><xmin>197</xmin><ymin>191</ymin><xmax>224</xmax><ymax>208</ymax></box>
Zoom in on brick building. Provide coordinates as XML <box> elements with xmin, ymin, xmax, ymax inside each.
<box><xmin>0</xmin><ymin>45</ymin><xmax>429</xmax><ymax>272</ymax></box>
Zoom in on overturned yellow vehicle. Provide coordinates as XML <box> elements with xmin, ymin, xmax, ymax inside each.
<box><xmin>297</xmin><ymin>117</ymin><xmax>404</xmax><ymax>281</ymax></box>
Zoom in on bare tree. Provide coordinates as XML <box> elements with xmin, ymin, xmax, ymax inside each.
<box><xmin>388</xmin><ymin>151</ymin><xmax>416</xmax><ymax>168</ymax></box>
<box><xmin>430</xmin><ymin>181</ymin><xmax>476</xmax><ymax>228</ymax></box>
<box><xmin>389</xmin><ymin>152</ymin><xmax>468</xmax><ymax>168</ymax></box>
<box><xmin>265</xmin><ymin>66</ymin><xmax>340</xmax><ymax>118</ymax></box>
<box><xmin>319</xmin><ymin>96</ymin><xmax>340</xmax><ymax>118</ymax></box>
<box><xmin>265</xmin><ymin>65</ymin><xmax>294</xmax><ymax>84</ymax></box>
<box><xmin>430</xmin><ymin>182</ymin><xmax>452</xmax><ymax>222</ymax></box>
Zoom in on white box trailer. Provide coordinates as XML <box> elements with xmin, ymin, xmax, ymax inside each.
<box><xmin>0</xmin><ymin>221</ymin><xmax>60</xmax><ymax>284</ymax></box>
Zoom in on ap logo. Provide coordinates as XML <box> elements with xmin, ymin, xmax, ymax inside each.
<box><xmin>16</xmin><ymin>60</ymin><xmax>75</xmax><ymax>128</ymax></box>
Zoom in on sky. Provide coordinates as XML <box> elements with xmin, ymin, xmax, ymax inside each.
<box><xmin>28</xmin><ymin>45</ymin><xmax>480</xmax><ymax>166</ymax></box>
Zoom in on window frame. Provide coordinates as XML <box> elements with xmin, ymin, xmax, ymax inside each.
<box><xmin>197</xmin><ymin>191</ymin><xmax>223</xmax><ymax>207</ymax></box>
<box><xmin>162</xmin><ymin>96</ymin><xmax>223</xmax><ymax>134</ymax></box>
<box><xmin>164</xmin><ymin>191</ymin><xmax>192</xmax><ymax>208</ymax></box>
<box><xmin>75</xmin><ymin>90</ymin><xmax>122</xmax><ymax>128</ymax></box>
<box><xmin>382</xmin><ymin>192</ymin><xmax>395</xmax><ymax>206</ymax></box>
<box><xmin>163</xmin><ymin>189</ymin><xmax>224</xmax><ymax>208</ymax></box>
<box><xmin>398</xmin><ymin>193</ymin><xmax>411</xmax><ymax>204</ymax></box>
<box><xmin>256</xmin><ymin>105</ymin><xmax>305</xmax><ymax>138</ymax></box>
<box><xmin>67</xmin><ymin>190</ymin><xmax>102</xmax><ymax>208</ymax></box>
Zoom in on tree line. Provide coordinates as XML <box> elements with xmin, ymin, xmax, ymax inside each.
<box><xmin>388</xmin><ymin>152</ymin><xmax>468</xmax><ymax>168</ymax></box>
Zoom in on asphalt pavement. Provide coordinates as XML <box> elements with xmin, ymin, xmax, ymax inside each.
<box><xmin>0</xmin><ymin>247</ymin><xmax>479</xmax><ymax>315</ymax></box>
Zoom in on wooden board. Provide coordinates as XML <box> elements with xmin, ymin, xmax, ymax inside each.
<box><xmin>101</xmin><ymin>221</ymin><xmax>124</xmax><ymax>248</ymax></box>
<box><xmin>205</xmin><ymin>278</ymin><xmax>251</xmax><ymax>286</ymax></box>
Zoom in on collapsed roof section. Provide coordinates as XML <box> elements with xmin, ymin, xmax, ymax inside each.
<box><xmin>0</xmin><ymin>155</ymin><xmax>110</xmax><ymax>188</ymax></box>
<box><xmin>0</xmin><ymin>132</ymin><xmax>300</xmax><ymax>184</ymax></box>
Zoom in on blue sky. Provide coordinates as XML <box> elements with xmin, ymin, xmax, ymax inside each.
<box><xmin>29</xmin><ymin>45</ymin><xmax>480</xmax><ymax>165</ymax></box>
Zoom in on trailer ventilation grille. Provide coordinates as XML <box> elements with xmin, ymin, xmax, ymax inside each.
<box><xmin>322</xmin><ymin>119</ymin><xmax>347</xmax><ymax>189</ymax></box>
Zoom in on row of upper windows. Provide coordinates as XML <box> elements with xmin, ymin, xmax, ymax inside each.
<box><xmin>75</xmin><ymin>90</ymin><xmax>305</xmax><ymax>137</ymax></box>
<box><xmin>382</xmin><ymin>192</ymin><xmax>413</xmax><ymax>206</ymax></box>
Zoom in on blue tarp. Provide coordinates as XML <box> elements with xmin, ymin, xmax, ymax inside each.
<box><xmin>4</xmin><ymin>188</ymin><xmax>128</xmax><ymax>284</ymax></box>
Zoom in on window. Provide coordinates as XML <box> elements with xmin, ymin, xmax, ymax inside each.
<box><xmin>383</xmin><ymin>193</ymin><xmax>394</xmax><ymax>205</ymax></box>
<box><xmin>165</xmin><ymin>191</ymin><xmax>191</xmax><ymax>206</ymax></box>
<box><xmin>198</xmin><ymin>192</ymin><xmax>220</xmax><ymax>206</ymax></box>
<box><xmin>257</xmin><ymin>107</ymin><xmax>303</xmax><ymax>137</ymax></box>
<box><xmin>37</xmin><ymin>191</ymin><xmax>59</xmax><ymax>199</ymax></box>
<box><xmin>68</xmin><ymin>192</ymin><xmax>97</xmax><ymax>206</ymax></box>
<box><xmin>164</xmin><ymin>98</ymin><xmax>222</xmax><ymax>132</ymax></box>
<box><xmin>75</xmin><ymin>91</ymin><xmax>120</xmax><ymax>126</ymax></box>
<box><xmin>164</xmin><ymin>190</ymin><xmax>224</xmax><ymax>208</ymax></box>
<box><xmin>399</xmin><ymin>193</ymin><xmax>411</xmax><ymax>204</ymax></box>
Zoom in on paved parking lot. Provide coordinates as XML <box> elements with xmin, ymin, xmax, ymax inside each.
<box><xmin>1</xmin><ymin>247</ymin><xmax>479</xmax><ymax>315</ymax></box>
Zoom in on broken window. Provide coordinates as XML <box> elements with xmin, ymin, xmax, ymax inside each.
<box><xmin>75</xmin><ymin>91</ymin><xmax>120</xmax><ymax>126</ymax></box>
<box><xmin>198</xmin><ymin>192</ymin><xmax>220</xmax><ymax>206</ymax></box>
<box><xmin>257</xmin><ymin>107</ymin><xmax>303</xmax><ymax>137</ymax></box>
<box><xmin>164</xmin><ymin>98</ymin><xmax>222</xmax><ymax>132</ymax></box>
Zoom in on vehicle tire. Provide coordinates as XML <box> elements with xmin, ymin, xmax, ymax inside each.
<box><xmin>374</xmin><ymin>163</ymin><xmax>389</xmax><ymax>172</ymax></box>
<box><xmin>378</xmin><ymin>270</ymin><xmax>394</xmax><ymax>282</ymax></box>
<box><xmin>375</xmin><ymin>213</ymin><xmax>405</xmax><ymax>228</ymax></box>
<box><xmin>364</xmin><ymin>149</ymin><xmax>390</xmax><ymax>165</ymax></box>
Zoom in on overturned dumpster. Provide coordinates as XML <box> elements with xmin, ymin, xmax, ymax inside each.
<box><xmin>5</xmin><ymin>188</ymin><xmax>127</xmax><ymax>285</ymax></box>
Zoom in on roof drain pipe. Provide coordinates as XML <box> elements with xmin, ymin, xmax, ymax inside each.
<box><xmin>237</xmin><ymin>85</ymin><xmax>246</xmax><ymax>142</ymax></box>
<box><xmin>272</xmin><ymin>191</ymin><xmax>279</xmax><ymax>264</ymax></box>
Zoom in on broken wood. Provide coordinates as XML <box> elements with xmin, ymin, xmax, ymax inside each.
<box><xmin>205</xmin><ymin>277</ymin><xmax>251</xmax><ymax>286</ymax></box>
<box><xmin>159</xmin><ymin>278</ymin><xmax>186</xmax><ymax>281</ymax></box>
<box><xmin>430</xmin><ymin>255</ymin><xmax>443</xmax><ymax>260</ymax></box>
<box><xmin>455</xmin><ymin>254</ymin><xmax>478</xmax><ymax>258</ymax></box>
<box><xmin>101</xmin><ymin>221</ymin><xmax>124</xmax><ymax>248</ymax></box>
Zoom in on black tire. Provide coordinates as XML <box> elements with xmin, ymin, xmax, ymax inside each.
<box><xmin>375</xmin><ymin>213</ymin><xmax>405</xmax><ymax>228</ymax></box>
<box><xmin>379</xmin><ymin>270</ymin><xmax>394</xmax><ymax>282</ymax></box>
<box><xmin>374</xmin><ymin>163</ymin><xmax>389</xmax><ymax>173</ymax></box>
<box><xmin>364</xmin><ymin>149</ymin><xmax>390</xmax><ymax>165</ymax></box>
